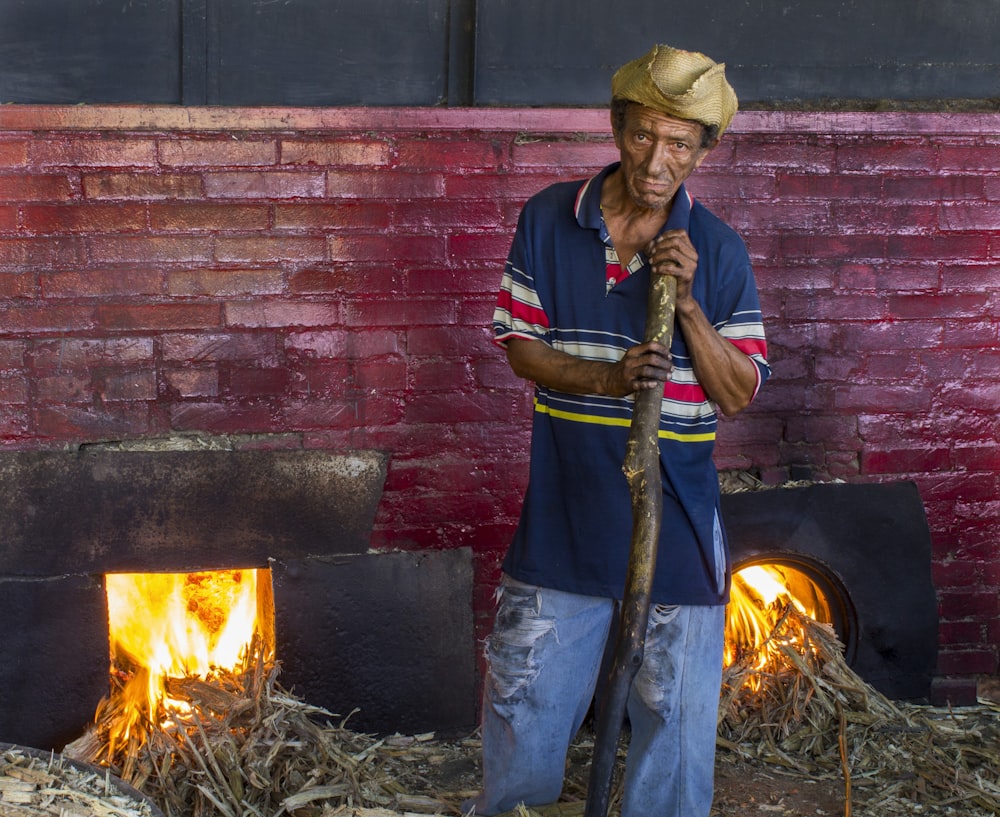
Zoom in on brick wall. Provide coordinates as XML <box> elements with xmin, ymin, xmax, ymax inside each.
<box><xmin>1</xmin><ymin>106</ymin><xmax>997</xmax><ymax>694</ymax></box>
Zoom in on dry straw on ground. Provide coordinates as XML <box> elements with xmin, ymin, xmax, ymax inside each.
<box><xmin>58</xmin><ymin>614</ymin><xmax>1000</xmax><ymax>817</ymax></box>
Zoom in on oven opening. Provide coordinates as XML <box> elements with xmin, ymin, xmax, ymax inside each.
<box><xmin>725</xmin><ymin>556</ymin><xmax>858</xmax><ymax>684</ymax></box>
<box><xmin>100</xmin><ymin>567</ymin><xmax>275</xmax><ymax>763</ymax></box>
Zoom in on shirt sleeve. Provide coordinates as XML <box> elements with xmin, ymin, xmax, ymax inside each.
<box><xmin>492</xmin><ymin>206</ymin><xmax>551</xmax><ymax>347</ymax></box>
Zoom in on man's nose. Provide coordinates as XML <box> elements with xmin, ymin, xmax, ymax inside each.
<box><xmin>645</xmin><ymin>143</ymin><xmax>672</xmax><ymax>175</ymax></box>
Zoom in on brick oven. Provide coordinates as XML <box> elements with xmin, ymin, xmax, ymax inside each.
<box><xmin>0</xmin><ymin>105</ymin><xmax>997</xmax><ymax>711</ymax></box>
<box><xmin>0</xmin><ymin>447</ymin><xmax>476</xmax><ymax>751</ymax></box>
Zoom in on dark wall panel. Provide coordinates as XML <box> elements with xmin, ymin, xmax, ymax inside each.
<box><xmin>0</xmin><ymin>0</ymin><xmax>181</xmax><ymax>104</ymax></box>
<box><xmin>474</xmin><ymin>0</ymin><xmax>1000</xmax><ymax>105</ymax></box>
<box><xmin>210</xmin><ymin>0</ymin><xmax>451</xmax><ymax>106</ymax></box>
<box><xmin>0</xmin><ymin>0</ymin><xmax>997</xmax><ymax>106</ymax></box>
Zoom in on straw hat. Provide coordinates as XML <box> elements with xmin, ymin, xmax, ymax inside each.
<box><xmin>611</xmin><ymin>44</ymin><xmax>738</xmax><ymax>137</ymax></box>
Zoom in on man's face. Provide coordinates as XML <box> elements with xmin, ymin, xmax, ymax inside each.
<box><xmin>613</xmin><ymin>103</ymin><xmax>715</xmax><ymax>212</ymax></box>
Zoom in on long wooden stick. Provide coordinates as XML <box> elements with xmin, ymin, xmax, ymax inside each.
<box><xmin>584</xmin><ymin>271</ymin><xmax>677</xmax><ymax>817</ymax></box>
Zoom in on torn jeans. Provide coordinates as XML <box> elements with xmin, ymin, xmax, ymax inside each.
<box><xmin>464</xmin><ymin>575</ymin><xmax>725</xmax><ymax>817</ymax></box>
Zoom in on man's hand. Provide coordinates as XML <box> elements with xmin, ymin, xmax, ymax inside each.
<box><xmin>506</xmin><ymin>337</ymin><xmax>672</xmax><ymax>399</ymax></box>
<box><xmin>646</xmin><ymin>229</ymin><xmax>697</xmax><ymax>303</ymax></box>
<box><xmin>610</xmin><ymin>341</ymin><xmax>672</xmax><ymax>396</ymax></box>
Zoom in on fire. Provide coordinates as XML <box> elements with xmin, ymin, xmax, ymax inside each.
<box><xmin>724</xmin><ymin>562</ymin><xmax>832</xmax><ymax>686</ymax></box>
<box><xmin>103</xmin><ymin>568</ymin><xmax>272</xmax><ymax>754</ymax></box>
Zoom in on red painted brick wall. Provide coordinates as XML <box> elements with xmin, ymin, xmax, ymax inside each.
<box><xmin>1</xmin><ymin>107</ymin><xmax>997</xmax><ymax>693</ymax></box>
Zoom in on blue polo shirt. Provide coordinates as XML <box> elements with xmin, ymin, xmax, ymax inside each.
<box><xmin>494</xmin><ymin>163</ymin><xmax>770</xmax><ymax>606</ymax></box>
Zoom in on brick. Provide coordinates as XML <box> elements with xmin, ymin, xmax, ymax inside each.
<box><xmin>0</xmin><ymin>140</ymin><xmax>28</xmax><ymax>167</ymax></box>
<box><xmin>88</xmin><ymin>235</ymin><xmax>213</xmax><ymax>264</ymax></box>
<box><xmin>888</xmin><ymin>234</ymin><xmax>991</xmax><ymax>261</ymax></box>
<box><xmin>0</xmin><ymin>271</ymin><xmax>36</xmax><ymax>298</ymax></box>
<box><xmin>735</xmin><ymin>140</ymin><xmax>836</xmax><ymax>172</ymax></box>
<box><xmin>0</xmin><ymin>372</ymin><xmax>28</xmax><ymax>404</ymax></box>
<box><xmin>273</xmin><ymin>202</ymin><xmax>392</xmax><ymax>231</ymax></box>
<box><xmin>31</xmin><ymin>138</ymin><xmax>156</xmax><ymax>167</ymax></box>
<box><xmin>0</xmin><ymin>205</ymin><xmax>17</xmax><ymax>230</ymax></box>
<box><xmin>285</xmin><ymin>328</ymin><xmax>399</xmax><ymax>358</ymax></box>
<box><xmin>149</xmin><ymin>203</ymin><xmax>270</xmax><ymax>231</ymax></box>
<box><xmin>0</xmin><ymin>407</ymin><xmax>28</xmax><ymax>436</ymax></box>
<box><xmin>445</xmin><ymin>172</ymin><xmax>563</xmax><ymax>202</ymax></box>
<box><xmin>41</xmin><ymin>268</ymin><xmax>163</xmax><ymax>298</ymax></box>
<box><xmin>289</xmin><ymin>362</ymin><xmax>352</xmax><ymax>396</ymax></box>
<box><xmin>447</xmin><ymin>233</ymin><xmax>514</xmax><ymax>262</ymax></box>
<box><xmin>685</xmin><ymin>171</ymin><xmax>775</xmax><ymax>202</ymax></box>
<box><xmin>170</xmin><ymin>401</ymin><xmax>277</xmax><ymax>434</ymax></box>
<box><xmin>161</xmin><ymin>332</ymin><xmax>281</xmax><ymax>364</ymax></box>
<box><xmin>939</xmin><ymin>383</ymin><xmax>1000</xmax><ymax>412</ymax></box>
<box><xmin>0</xmin><ymin>339</ymin><xmax>26</xmax><ymax>367</ymax></box>
<box><xmin>834</xmin><ymin>384</ymin><xmax>931</xmax><ymax>413</ymax></box>
<box><xmin>940</xmin><ymin>203</ymin><xmax>1000</xmax><ymax>232</ymax></box>
<box><xmin>778</xmin><ymin>233</ymin><xmax>885</xmax><ymax>261</ymax></box>
<box><xmin>885</xmin><ymin>175</ymin><xmax>986</xmax><ymax>202</ymax></box>
<box><xmin>21</xmin><ymin>203</ymin><xmax>147</xmax><ymax>234</ymax></box>
<box><xmin>397</xmin><ymin>138</ymin><xmax>506</xmax><ymax>170</ymax></box>
<box><xmin>204</xmin><ymin>171</ymin><xmax>325</xmax><ymax>199</ymax></box>
<box><xmin>343</xmin><ymin>298</ymin><xmax>456</xmax><ymax>328</ymax></box>
<box><xmin>167</xmin><ymin>268</ymin><xmax>285</xmax><ymax>297</ymax></box>
<box><xmin>404</xmin><ymin>392</ymin><xmax>512</xmax><ymax>424</ymax></box>
<box><xmin>393</xmin><ymin>198</ymin><xmax>502</xmax><ymax>230</ymax></box>
<box><xmin>0</xmin><ymin>237</ymin><xmax>84</xmax><ymax>268</ymax></box>
<box><xmin>34</xmin><ymin>404</ymin><xmax>152</xmax><ymax>438</ymax></box>
<box><xmin>216</xmin><ymin>235</ymin><xmax>326</xmax><ymax>264</ymax></box>
<box><xmin>835</xmin><ymin>141</ymin><xmax>937</xmax><ymax>172</ymax></box>
<box><xmin>163</xmin><ymin>367</ymin><xmax>219</xmax><ymax>398</ymax></box>
<box><xmin>888</xmin><ymin>292</ymin><xmax>988</xmax><ymax>319</ymax></box>
<box><xmin>326</xmin><ymin>170</ymin><xmax>444</xmax><ymax>200</ymax></box>
<box><xmin>328</xmin><ymin>234</ymin><xmax>445</xmax><ymax>263</ymax></box>
<box><xmin>158</xmin><ymin>138</ymin><xmax>277</xmax><ymax>167</ymax></box>
<box><xmin>281</xmin><ymin>139</ymin><xmax>391</xmax><ymax>166</ymax></box>
<box><xmin>225</xmin><ymin>301</ymin><xmax>341</xmax><ymax>329</ymax></box>
<box><xmin>36</xmin><ymin>372</ymin><xmax>92</xmax><ymax>402</ymax></box>
<box><xmin>412</xmin><ymin>359</ymin><xmax>472</xmax><ymax>392</ymax></box>
<box><xmin>98</xmin><ymin>369</ymin><xmax>157</xmax><ymax>401</ymax></box>
<box><xmin>783</xmin><ymin>293</ymin><xmax>885</xmax><ymax>321</ymax></box>
<box><xmin>356</xmin><ymin>358</ymin><xmax>408</xmax><ymax>391</ymax></box>
<box><xmin>511</xmin><ymin>140</ymin><xmax>618</xmax><ymax>169</ymax></box>
<box><xmin>226</xmin><ymin>366</ymin><xmax>291</xmax><ymax>397</ymax></box>
<box><xmin>861</xmin><ymin>447</ymin><xmax>951</xmax><ymax>474</ymax></box>
<box><xmin>0</xmin><ymin>304</ymin><xmax>95</xmax><ymax>334</ymax></box>
<box><xmin>937</xmin><ymin>144</ymin><xmax>1000</xmax><ymax>173</ymax></box>
<box><xmin>29</xmin><ymin>337</ymin><xmax>154</xmax><ymax>369</ymax></box>
<box><xmin>96</xmin><ymin>303</ymin><xmax>222</xmax><ymax>332</ymax></box>
<box><xmin>833</xmin><ymin>202</ymin><xmax>938</xmax><ymax>234</ymax></box>
<box><xmin>941</xmin><ymin>262</ymin><xmax>1000</xmax><ymax>292</ymax></box>
<box><xmin>83</xmin><ymin>172</ymin><xmax>203</xmax><ymax>200</ymax></box>
<box><xmin>776</xmin><ymin>173</ymin><xmax>882</xmax><ymax>200</ymax></box>
<box><xmin>280</xmin><ymin>399</ymin><xmax>368</xmax><ymax>430</ymax></box>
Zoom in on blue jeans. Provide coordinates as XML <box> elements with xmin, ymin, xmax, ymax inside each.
<box><xmin>464</xmin><ymin>576</ymin><xmax>724</xmax><ymax>817</ymax></box>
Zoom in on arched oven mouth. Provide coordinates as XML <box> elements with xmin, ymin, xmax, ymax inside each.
<box><xmin>721</xmin><ymin>480</ymin><xmax>938</xmax><ymax>702</ymax></box>
<box><xmin>731</xmin><ymin>552</ymin><xmax>860</xmax><ymax>667</ymax></box>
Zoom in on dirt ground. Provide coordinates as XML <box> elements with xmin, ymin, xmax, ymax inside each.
<box><xmin>422</xmin><ymin>684</ymin><xmax>1000</xmax><ymax>817</ymax></box>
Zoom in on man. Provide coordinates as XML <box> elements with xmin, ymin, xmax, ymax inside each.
<box><xmin>465</xmin><ymin>45</ymin><xmax>770</xmax><ymax>817</ymax></box>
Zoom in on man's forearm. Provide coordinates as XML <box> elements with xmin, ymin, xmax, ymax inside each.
<box><xmin>505</xmin><ymin>337</ymin><xmax>672</xmax><ymax>398</ymax></box>
<box><xmin>675</xmin><ymin>300</ymin><xmax>758</xmax><ymax>416</ymax></box>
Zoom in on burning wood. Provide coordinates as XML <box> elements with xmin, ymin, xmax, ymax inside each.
<box><xmin>56</xmin><ymin>559</ymin><xmax>998</xmax><ymax>817</ymax></box>
<box><xmin>719</xmin><ymin>602</ymin><xmax>1000</xmax><ymax>815</ymax></box>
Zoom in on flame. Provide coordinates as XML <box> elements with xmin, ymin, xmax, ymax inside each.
<box><xmin>724</xmin><ymin>563</ymin><xmax>831</xmax><ymax>687</ymax></box>
<box><xmin>103</xmin><ymin>569</ymin><xmax>271</xmax><ymax>753</ymax></box>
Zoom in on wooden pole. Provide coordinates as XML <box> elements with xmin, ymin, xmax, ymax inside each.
<box><xmin>584</xmin><ymin>271</ymin><xmax>677</xmax><ymax>817</ymax></box>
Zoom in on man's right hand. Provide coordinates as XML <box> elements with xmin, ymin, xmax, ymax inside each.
<box><xmin>506</xmin><ymin>337</ymin><xmax>672</xmax><ymax>398</ymax></box>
